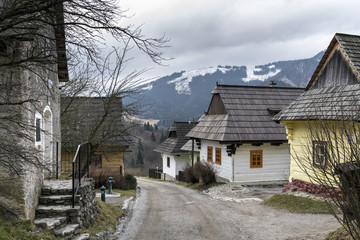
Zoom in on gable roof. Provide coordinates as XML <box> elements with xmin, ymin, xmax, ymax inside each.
<box><xmin>275</xmin><ymin>33</ymin><xmax>360</xmax><ymax>122</ymax></box>
<box><xmin>186</xmin><ymin>85</ymin><xmax>304</xmax><ymax>143</ymax></box>
<box><xmin>306</xmin><ymin>33</ymin><xmax>360</xmax><ymax>90</ymax></box>
<box><xmin>61</xmin><ymin>97</ymin><xmax>130</xmax><ymax>148</ymax></box>
<box><xmin>154</xmin><ymin>121</ymin><xmax>197</xmax><ymax>155</ymax></box>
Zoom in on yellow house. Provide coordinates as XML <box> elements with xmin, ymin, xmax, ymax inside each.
<box><xmin>274</xmin><ymin>33</ymin><xmax>360</xmax><ymax>192</ymax></box>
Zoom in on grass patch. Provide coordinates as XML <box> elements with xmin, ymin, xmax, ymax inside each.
<box><xmin>264</xmin><ymin>194</ymin><xmax>336</xmax><ymax>214</ymax></box>
<box><xmin>81</xmin><ymin>201</ymin><xmax>125</xmax><ymax>238</ymax></box>
<box><xmin>95</xmin><ymin>188</ymin><xmax>136</xmax><ymax>197</ymax></box>
<box><xmin>0</xmin><ymin>208</ymin><xmax>59</xmax><ymax>240</ymax></box>
<box><xmin>324</xmin><ymin>227</ymin><xmax>353</xmax><ymax>240</ymax></box>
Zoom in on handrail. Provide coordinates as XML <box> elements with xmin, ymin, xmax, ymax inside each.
<box><xmin>72</xmin><ymin>142</ymin><xmax>90</xmax><ymax>208</ymax></box>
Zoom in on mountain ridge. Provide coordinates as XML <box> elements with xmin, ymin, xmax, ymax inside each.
<box><xmin>127</xmin><ymin>51</ymin><xmax>324</xmax><ymax>127</ymax></box>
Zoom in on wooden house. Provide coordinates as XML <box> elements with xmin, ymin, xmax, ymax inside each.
<box><xmin>187</xmin><ymin>84</ymin><xmax>304</xmax><ymax>183</ymax></box>
<box><xmin>61</xmin><ymin>97</ymin><xmax>129</xmax><ymax>178</ymax></box>
<box><xmin>154</xmin><ymin>121</ymin><xmax>197</xmax><ymax>180</ymax></box>
<box><xmin>274</xmin><ymin>33</ymin><xmax>360</xmax><ymax>188</ymax></box>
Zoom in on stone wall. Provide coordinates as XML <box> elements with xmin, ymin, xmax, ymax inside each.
<box><xmin>78</xmin><ymin>178</ymin><xmax>99</xmax><ymax>228</ymax></box>
<box><xmin>282</xmin><ymin>178</ymin><xmax>342</xmax><ymax>198</ymax></box>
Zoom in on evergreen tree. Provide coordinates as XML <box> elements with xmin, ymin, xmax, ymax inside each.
<box><xmin>160</xmin><ymin>133</ymin><xmax>167</xmax><ymax>143</ymax></box>
<box><xmin>136</xmin><ymin>150</ymin><xmax>144</xmax><ymax>165</ymax></box>
<box><xmin>155</xmin><ymin>125</ymin><xmax>158</xmax><ymax>131</ymax></box>
<box><xmin>151</xmin><ymin>131</ymin><xmax>156</xmax><ymax>142</ymax></box>
<box><xmin>138</xmin><ymin>139</ymin><xmax>143</xmax><ymax>151</ymax></box>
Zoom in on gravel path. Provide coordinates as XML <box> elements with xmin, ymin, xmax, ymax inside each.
<box><xmin>112</xmin><ymin>179</ymin><xmax>340</xmax><ymax>240</ymax></box>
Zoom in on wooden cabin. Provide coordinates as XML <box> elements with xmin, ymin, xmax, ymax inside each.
<box><xmin>274</xmin><ymin>33</ymin><xmax>360</xmax><ymax>189</ymax></box>
<box><xmin>61</xmin><ymin>97</ymin><xmax>129</xmax><ymax>178</ymax></box>
<box><xmin>187</xmin><ymin>84</ymin><xmax>304</xmax><ymax>183</ymax></box>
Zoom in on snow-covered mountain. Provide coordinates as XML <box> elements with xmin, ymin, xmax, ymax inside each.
<box><xmin>128</xmin><ymin>51</ymin><xmax>324</xmax><ymax>127</ymax></box>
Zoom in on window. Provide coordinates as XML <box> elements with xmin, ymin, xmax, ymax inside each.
<box><xmin>215</xmin><ymin>148</ymin><xmax>221</xmax><ymax>165</ymax></box>
<box><xmin>35</xmin><ymin>118</ymin><xmax>41</xmax><ymax>142</ymax></box>
<box><xmin>207</xmin><ymin>146</ymin><xmax>213</xmax><ymax>162</ymax></box>
<box><xmin>250</xmin><ymin>150</ymin><xmax>262</xmax><ymax>168</ymax></box>
<box><xmin>167</xmin><ymin>157</ymin><xmax>170</xmax><ymax>168</ymax></box>
<box><xmin>313</xmin><ymin>141</ymin><xmax>327</xmax><ymax>168</ymax></box>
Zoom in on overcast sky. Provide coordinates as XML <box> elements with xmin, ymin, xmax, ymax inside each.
<box><xmin>116</xmin><ymin>0</ymin><xmax>360</xmax><ymax>80</ymax></box>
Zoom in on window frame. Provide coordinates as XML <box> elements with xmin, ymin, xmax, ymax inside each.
<box><xmin>207</xmin><ymin>146</ymin><xmax>213</xmax><ymax>162</ymax></box>
<box><xmin>215</xmin><ymin>147</ymin><xmax>221</xmax><ymax>165</ymax></box>
<box><xmin>250</xmin><ymin>150</ymin><xmax>263</xmax><ymax>168</ymax></box>
<box><xmin>313</xmin><ymin>141</ymin><xmax>327</xmax><ymax>169</ymax></box>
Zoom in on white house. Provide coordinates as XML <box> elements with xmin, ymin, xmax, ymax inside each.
<box><xmin>154</xmin><ymin>121</ymin><xmax>197</xmax><ymax>180</ymax></box>
<box><xmin>186</xmin><ymin>84</ymin><xmax>304</xmax><ymax>183</ymax></box>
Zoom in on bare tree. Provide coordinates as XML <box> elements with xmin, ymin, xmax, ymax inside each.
<box><xmin>60</xmin><ymin>46</ymin><xmax>146</xmax><ymax>155</ymax></box>
<box><xmin>0</xmin><ymin>0</ymin><xmax>168</xmax><ymax>177</ymax></box>
<box><xmin>290</xmin><ymin>108</ymin><xmax>360</xmax><ymax>239</ymax></box>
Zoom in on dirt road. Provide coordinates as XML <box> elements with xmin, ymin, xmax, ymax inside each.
<box><xmin>113</xmin><ymin>178</ymin><xmax>340</xmax><ymax>240</ymax></box>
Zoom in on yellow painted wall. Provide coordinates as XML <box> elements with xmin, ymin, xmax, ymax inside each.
<box><xmin>282</xmin><ymin>120</ymin><xmax>356</xmax><ymax>185</ymax></box>
<box><xmin>61</xmin><ymin>147</ymin><xmax>125</xmax><ymax>176</ymax></box>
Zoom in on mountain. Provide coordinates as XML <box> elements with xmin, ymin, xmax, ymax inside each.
<box><xmin>127</xmin><ymin>51</ymin><xmax>324</xmax><ymax>127</ymax></box>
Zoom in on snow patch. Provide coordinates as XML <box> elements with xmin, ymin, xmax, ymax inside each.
<box><xmin>167</xmin><ymin>66</ymin><xmax>232</xmax><ymax>95</ymax></box>
<box><xmin>243</xmin><ymin>66</ymin><xmax>281</xmax><ymax>82</ymax></box>
<box><xmin>142</xmin><ymin>84</ymin><xmax>153</xmax><ymax>91</ymax></box>
<box><xmin>268</xmin><ymin>64</ymin><xmax>275</xmax><ymax>69</ymax></box>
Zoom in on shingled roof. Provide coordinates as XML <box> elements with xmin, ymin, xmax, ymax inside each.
<box><xmin>275</xmin><ymin>33</ymin><xmax>360</xmax><ymax>122</ymax></box>
<box><xmin>186</xmin><ymin>85</ymin><xmax>304</xmax><ymax>143</ymax></box>
<box><xmin>154</xmin><ymin>122</ymin><xmax>197</xmax><ymax>155</ymax></box>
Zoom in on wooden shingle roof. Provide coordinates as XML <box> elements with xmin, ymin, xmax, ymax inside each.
<box><xmin>276</xmin><ymin>33</ymin><xmax>360</xmax><ymax>121</ymax></box>
<box><xmin>154</xmin><ymin>121</ymin><xmax>197</xmax><ymax>155</ymax></box>
<box><xmin>187</xmin><ymin>85</ymin><xmax>304</xmax><ymax>143</ymax></box>
<box><xmin>273</xmin><ymin>84</ymin><xmax>360</xmax><ymax>121</ymax></box>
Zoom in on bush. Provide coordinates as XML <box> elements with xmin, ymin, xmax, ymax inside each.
<box><xmin>90</xmin><ymin>168</ymin><xmax>137</xmax><ymax>190</ymax></box>
<box><xmin>182</xmin><ymin>161</ymin><xmax>219</xmax><ymax>185</ymax></box>
<box><xmin>196</xmin><ymin>161</ymin><xmax>218</xmax><ymax>185</ymax></box>
<box><xmin>183</xmin><ymin>163</ymin><xmax>199</xmax><ymax>183</ymax></box>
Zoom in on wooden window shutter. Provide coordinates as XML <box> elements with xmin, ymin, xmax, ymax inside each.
<box><xmin>215</xmin><ymin>148</ymin><xmax>221</xmax><ymax>165</ymax></box>
<box><xmin>207</xmin><ymin>146</ymin><xmax>213</xmax><ymax>162</ymax></box>
<box><xmin>250</xmin><ymin>150</ymin><xmax>262</xmax><ymax>168</ymax></box>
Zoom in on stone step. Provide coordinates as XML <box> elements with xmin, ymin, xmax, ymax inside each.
<box><xmin>36</xmin><ymin>205</ymin><xmax>81</xmax><ymax>218</ymax></box>
<box><xmin>53</xmin><ymin>223</ymin><xmax>80</xmax><ymax>239</ymax></box>
<box><xmin>39</xmin><ymin>194</ymin><xmax>80</xmax><ymax>206</ymax></box>
<box><xmin>42</xmin><ymin>180</ymin><xmax>73</xmax><ymax>195</ymax></box>
<box><xmin>34</xmin><ymin>216</ymin><xmax>67</xmax><ymax>230</ymax></box>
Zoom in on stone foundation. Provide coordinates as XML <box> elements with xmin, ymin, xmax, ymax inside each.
<box><xmin>282</xmin><ymin>178</ymin><xmax>342</xmax><ymax>198</ymax></box>
<box><xmin>78</xmin><ymin>178</ymin><xmax>99</xmax><ymax>228</ymax></box>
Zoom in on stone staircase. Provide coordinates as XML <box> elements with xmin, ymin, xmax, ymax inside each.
<box><xmin>34</xmin><ymin>180</ymin><xmax>92</xmax><ymax>240</ymax></box>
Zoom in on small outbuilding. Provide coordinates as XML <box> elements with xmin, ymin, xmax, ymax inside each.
<box><xmin>154</xmin><ymin>121</ymin><xmax>197</xmax><ymax>180</ymax></box>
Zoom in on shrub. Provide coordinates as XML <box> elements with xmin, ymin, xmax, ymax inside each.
<box><xmin>182</xmin><ymin>161</ymin><xmax>219</xmax><ymax>185</ymax></box>
<box><xmin>183</xmin><ymin>163</ymin><xmax>199</xmax><ymax>183</ymax></box>
<box><xmin>90</xmin><ymin>168</ymin><xmax>137</xmax><ymax>190</ymax></box>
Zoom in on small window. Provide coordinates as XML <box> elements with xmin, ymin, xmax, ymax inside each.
<box><xmin>215</xmin><ymin>148</ymin><xmax>221</xmax><ymax>165</ymax></box>
<box><xmin>313</xmin><ymin>141</ymin><xmax>327</xmax><ymax>168</ymax></box>
<box><xmin>250</xmin><ymin>150</ymin><xmax>262</xmax><ymax>168</ymax></box>
<box><xmin>207</xmin><ymin>146</ymin><xmax>213</xmax><ymax>162</ymax></box>
<box><xmin>44</xmin><ymin>38</ymin><xmax>51</xmax><ymax>57</ymax></box>
<box><xmin>35</xmin><ymin>118</ymin><xmax>41</xmax><ymax>142</ymax></box>
<box><xmin>167</xmin><ymin>157</ymin><xmax>170</xmax><ymax>168</ymax></box>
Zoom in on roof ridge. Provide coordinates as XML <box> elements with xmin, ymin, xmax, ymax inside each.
<box><xmin>215</xmin><ymin>84</ymin><xmax>305</xmax><ymax>90</ymax></box>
